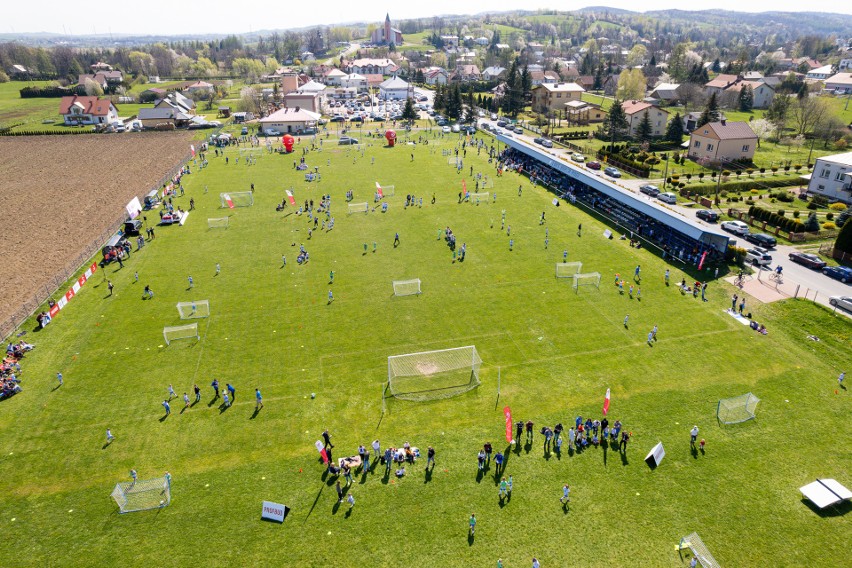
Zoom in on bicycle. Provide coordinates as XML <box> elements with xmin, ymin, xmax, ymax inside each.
<box><xmin>769</xmin><ymin>272</ymin><xmax>783</xmax><ymax>284</ymax></box>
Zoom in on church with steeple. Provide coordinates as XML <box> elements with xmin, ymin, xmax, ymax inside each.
<box><xmin>370</xmin><ymin>14</ymin><xmax>404</xmax><ymax>46</ymax></box>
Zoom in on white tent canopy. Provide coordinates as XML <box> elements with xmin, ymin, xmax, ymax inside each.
<box><xmin>799</xmin><ymin>479</ymin><xmax>852</xmax><ymax>509</ymax></box>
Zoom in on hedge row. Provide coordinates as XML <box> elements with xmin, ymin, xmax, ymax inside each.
<box><xmin>676</xmin><ymin>175</ymin><xmax>804</xmax><ymax>197</ymax></box>
<box><xmin>554</xmin><ymin>131</ymin><xmax>590</xmax><ymax>140</ymax></box>
<box><xmin>0</xmin><ymin>128</ymin><xmax>92</xmax><ymax>136</ymax></box>
<box><xmin>599</xmin><ymin>150</ymin><xmax>651</xmax><ymax>174</ymax></box>
<box><xmin>748</xmin><ymin>205</ymin><xmax>804</xmax><ymax>234</ymax></box>
<box><xmin>20</xmin><ymin>85</ymin><xmax>84</xmax><ymax>98</ymax></box>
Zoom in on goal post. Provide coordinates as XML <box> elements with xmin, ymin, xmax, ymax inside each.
<box><xmin>392</xmin><ymin>279</ymin><xmax>421</xmax><ymax>297</ymax></box>
<box><xmin>469</xmin><ymin>192</ymin><xmax>490</xmax><ymax>202</ymax></box>
<box><xmin>208</xmin><ymin>217</ymin><xmax>229</xmax><ymax>229</ymax></box>
<box><xmin>677</xmin><ymin>533</ymin><xmax>721</xmax><ymax>568</ymax></box>
<box><xmin>348</xmin><ymin>202</ymin><xmax>368</xmax><ymax>215</ymax></box>
<box><xmin>717</xmin><ymin>392</ymin><xmax>760</xmax><ymax>424</ymax></box>
<box><xmin>556</xmin><ymin>262</ymin><xmax>583</xmax><ymax>278</ymax></box>
<box><xmin>163</xmin><ymin>323</ymin><xmax>199</xmax><ymax>345</ymax></box>
<box><xmin>111</xmin><ymin>475</ymin><xmax>171</xmax><ymax>513</ymax></box>
<box><xmin>388</xmin><ymin>345</ymin><xmax>482</xmax><ymax>401</ymax></box>
<box><xmin>220</xmin><ymin>191</ymin><xmax>253</xmax><ymax>208</ymax></box>
<box><xmin>377</xmin><ymin>185</ymin><xmax>395</xmax><ymax>197</ymax></box>
<box><xmin>176</xmin><ymin>300</ymin><xmax>210</xmax><ymax>319</ymax></box>
<box><xmin>573</xmin><ymin>272</ymin><xmax>601</xmax><ymax>292</ymax></box>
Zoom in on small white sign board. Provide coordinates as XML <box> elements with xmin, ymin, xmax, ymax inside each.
<box><xmin>552</xmin><ymin>198</ymin><xmax>559</xmax><ymax>206</ymax></box>
<box><xmin>603</xmin><ymin>229</ymin><xmax>613</xmax><ymax>239</ymax></box>
<box><xmin>261</xmin><ymin>501</ymin><xmax>287</xmax><ymax>522</ymax></box>
<box><xmin>645</xmin><ymin>442</ymin><xmax>665</xmax><ymax>468</ymax></box>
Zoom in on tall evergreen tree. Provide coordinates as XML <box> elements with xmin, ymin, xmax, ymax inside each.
<box><xmin>665</xmin><ymin>112</ymin><xmax>685</xmax><ymax>143</ymax></box>
<box><xmin>698</xmin><ymin>92</ymin><xmax>720</xmax><ymax>127</ymax></box>
<box><xmin>521</xmin><ymin>64</ymin><xmax>532</xmax><ymax>101</ymax></box>
<box><xmin>636</xmin><ymin>110</ymin><xmax>654</xmax><ymax>142</ymax></box>
<box><xmin>738</xmin><ymin>84</ymin><xmax>754</xmax><ymax>112</ymax></box>
<box><xmin>605</xmin><ymin>98</ymin><xmax>629</xmax><ymax>145</ymax></box>
<box><xmin>401</xmin><ymin>97</ymin><xmax>418</xmax><ymax>122</ymax></box>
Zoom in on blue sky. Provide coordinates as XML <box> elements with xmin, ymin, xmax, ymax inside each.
<box><xmin>6</xmin><ymin>1</ymin><xmax>851</xmax><ymax>36</ymax></box>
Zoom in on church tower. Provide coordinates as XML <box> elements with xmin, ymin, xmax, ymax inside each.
<box><xmin>384</xmin><ymin>13</ymin><xmax>391</xmax><ymax>43</ymax></box>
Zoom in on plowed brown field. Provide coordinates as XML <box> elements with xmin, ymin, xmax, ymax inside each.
<box><xmin>0</xmin><ymin>132</ymin><xmax>195</xmax><ymax>332</ymax></box>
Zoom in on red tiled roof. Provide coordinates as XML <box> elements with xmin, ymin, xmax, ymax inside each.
<box><xmin>59</xmin><ymin>95</ymin><xmax>114</xmax><ymax>116</ymax></box>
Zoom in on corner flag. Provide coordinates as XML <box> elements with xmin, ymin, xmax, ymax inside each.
<box><xmin>223</xmin><ymin>193</ymin><xmax>235</xmax><ymax>209</ymax></box>
<box><xmin>314</xmin><ymin>440</ymin><xmax>328</xmax><ymax>464</ymax></box>
<box><xmin>286</xmin><ymin>190</ymin><xmax>296</xmax><ymax>206</ymax></box>
<box><xmin>503</xmin><ymin>406</ymin><xmax>513</xmax><ymax>443</ymax></box>
<box><xmin>375</xmin><ymin>181</ymin><xmax>384</xmax><ymax>199</ymax></box>
<box><xmin>603</xmin><ymin>388</ymin><xmax>611</xmax><ymax>416</ymax></box>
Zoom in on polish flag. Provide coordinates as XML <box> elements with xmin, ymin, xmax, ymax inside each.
<box><xmin>375</xmin><ymin>181</ymin><xmax>384</xmax><ymax>199</ymax></box>
<box><xmin>603</xmin><ymin>388</ymin><xmax>611</xmax><ymax>416</ymax></box>
<box><xmin>223</xmin><ymin>193</ymin><xmax>235</xmax><ymax>209</ymax></box>
<box><xmin>314</xmin><ymin>440</ymin><xmax>328</xmax><ymax>464</ymax></box>
<box><xmin>190</xmin><ymin>144</ymin><xmax>196</xmax><ymax>157</ymax></box>
<box><xmin>286</xmin><ymin>190</ymin><xmax>296</xmax><ymax>205</ymax></box>
<box><xmin>698</xmin><ymin>251</ymin><xmax>708</xmax><ymax>271</ymax></box>
<box><xmin>503</xmin><ymin>406</ymin><xmax>513</xmax><ymax>444</ymax></box>
<box><xmin>462</xmin><ymin>179</ymin><xmax>468</xmax><ymax>196</ymax></box>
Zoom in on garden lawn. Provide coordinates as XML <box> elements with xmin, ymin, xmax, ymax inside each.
<box><xmin>0</xmin><ymin>131</ymin><xmax>849</xmax><ymax>567</ymax></box>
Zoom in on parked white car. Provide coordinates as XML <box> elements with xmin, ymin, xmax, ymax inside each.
<box><xmin>657</xmin><ymin>192</ymin><xmax>677</xmax><ymax>204</ymax></box>
<box><xmin>721</xmin><ymin>220</ymin><xmax>750</xmax><ymax>235</ymax></box>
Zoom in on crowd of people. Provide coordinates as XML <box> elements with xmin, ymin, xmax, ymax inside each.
<box><xmin>1</xmin><ymin>340</ymin><xmax>33</xmax><ymax>400</ymax></box>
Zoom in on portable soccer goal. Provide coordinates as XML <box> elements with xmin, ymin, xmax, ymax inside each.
<box><xmin>220</xmin><ymin>191</ymin><xmax>253</xmax><ymax>208</ymax></box>
<box><xmin>392</xmin><ymin>279</ymin><xmax>422</xmax><ymax>297</ymax></box>
<box><xmin>469</xmin><ymin>192</ymin><xmax>490</xmax><ymax>202</ymax></box>
<box><xmin>377</xmin><ymin>185</ymin><xmax>395</xmax><ymax>197</ymax></box>
<box><xmin>677</xmin><ymin>533</ymin><xmax>720</xmax><ymax>568</ymax></box>
<box><xmin>238</xmin><ymin>148</ymin><xmax>263</xmax><ymax>158</ymax></box>
<box><xmin>111</xmin><ymin>475</ymin><xmax>171</xmax><ymax>513</ymax></box>
<box><xmin>480</xmin><ymin>178</ymin><xmax>495</xmax><ymax>189</ymax></box>
<box><xmin>573</xmin><ymin>272</ymin><xmax>601</xmax><ymax>291</ymax></box>
<box><xmin>176</xmin><ymin>300</ymin><xmax>210</xmax><ymax>319</ymax></box>
<box><xmin>556</xmin><ymin>262</ymin><xmax>583</xmax><ymax>278</ymax></box>
<box><xmin>348</xmin><ymin>202</ymin><xmax>369</xmax><ymax>215</ymax></box>
<box><xmin>717</xmin><ymin>392</ymin><xmax>760</xmax><ymax>424</ymax></box>
<box><xmin>163</xmin><ymin>323</ymin><xmax>199</xmax><ymax>345</ymax></box>
<box><xmin>208</xmin><ymin>217</ymin><xmax>229</xmax><ymax>229</ymax></box>
<box><xmin>447</xmin><ymin>157</ymin><xmax>459</xmax><ymax>165</ymax></box>
<box><xmin>387</xmin><ymin>345</ymin><xmax>482</xmax><ymax>402</ymax></box>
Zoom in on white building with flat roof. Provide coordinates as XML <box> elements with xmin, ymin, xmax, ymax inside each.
<box><xmin>808</xmin><ymin>152</ymin><xmax>852</xmax><ymax>204</ymax></box>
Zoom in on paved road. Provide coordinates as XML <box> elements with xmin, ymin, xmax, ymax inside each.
<box><xmin>478</xmin><ymin>120</ymin><xmax>852</xmax><ymax>314</ymax></box>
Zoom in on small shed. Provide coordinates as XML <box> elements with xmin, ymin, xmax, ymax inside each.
<box><xmin>217</xmin><ymin>106</ymin><xmax>231</xmax><ymax>118</ymax></box>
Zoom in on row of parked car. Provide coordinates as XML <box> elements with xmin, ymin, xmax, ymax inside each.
<box><xmin>638</xmin><ymin>184</ymin><xmax>678</xmax><ymax>205</ymax></box>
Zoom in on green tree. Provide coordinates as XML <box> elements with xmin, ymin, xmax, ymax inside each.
<box><xmin>605</xmin><ymin>98</ymin><xmax>629</xmax><ymax>145</ymax></box>
<box><xmin>698</xmin><ymin>92</ymin><xmax>720</xmax><ymax>127</ymax></box>
<box><xmin>446</xmin><ymin>84</ymin><xmax>463</xmax><ymax>120</ymax></box>
<box><xmin>665</xmin><ymin>112</ymin><xmax>685</xmax><ymax>143</ymax></box>
<box><xmin>520</xmin><ymin>65</ymin><xmax>532</xmax><ymax>101</ymax></box>
<box><xmin>401</xmin><ymin>97</ymin><xmax>418</xmax><ymax>122</ymax></box>
<box><xmin>636</xmin><ymin>110</ymin><xmax>653</xmax><ymax>142</ymax></box>
<box><xmin>616</xmin><ymin>68</ymin><xmax>645</xmax><ymax>101</ymax></box>
<box><xmin>738</xmin><ymin>84</ymin><xmax>754</xmax><ymax>112</ymax></box>
<box><xmin>766</xmin><ymin>94</ymin><xmax>790</xmax><ymax>133</ymax></box>
<box><xmin>804</xmin><ymin>211</ymin><xmax>820</xmax><ymax>232</ymax></box>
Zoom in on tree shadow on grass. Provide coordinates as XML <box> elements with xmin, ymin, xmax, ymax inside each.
<box><xmin>303</xmin><ymin>485</ymin><xmax>324</xmax><ymax>524</ymax></box>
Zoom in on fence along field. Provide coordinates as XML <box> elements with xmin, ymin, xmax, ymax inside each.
<box><xmin>0</xmin><ymin>132</ymin><xmax>194</xmax><ymax>340</ymax></box>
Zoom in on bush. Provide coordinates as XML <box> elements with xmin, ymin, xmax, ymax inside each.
<box><xmin>826</xmin><ymin>212</ymin><xmax>834</xmax><ymax>221</ymax></box>
<box><xmin>823</xmin><ymin>222</ymin><xmax>837</xmax><ymax>230</ymax></box>
<box><xmin>750</xmin><ymin>189</ymin><xmax>759</xmax><ymax>195</ymax></box>
<box><xmin>0</xmin><ymin>70</ymin><xmax>9</xmax><ymax>83</ymax></box>
<box><xmin>807</xmin><ymin>202</ymin><xmax>818</xmax><ymax>210</ymax></box>
<box><xmin>793</xmin><ymin>210</ymin><xmax>801</xmax><ymax>218</ymax></box>
<box><xmin>778</xmin><ymin>210</ymin><xmax>785</xmax><ymax>216</ymax></box>
<box><xmin>829</xmin><ymin>202</ymin><xmax>848</xmax><ymax>211</ymax></box>
<box><xmin>804</xmin><ymin>212</ymin><xmax>820</xmax><ymax>232</ymax></box>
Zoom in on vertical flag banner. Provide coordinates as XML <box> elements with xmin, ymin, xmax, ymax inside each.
<box><xmin>286</xmin><ymin>190</ymin><xmax>296</xmax><ymax>206</ymax></box>
<box><xmin>503</xmin><ymin>406</ymin><xmax>513</xmax><ymax>443</ymax></box>
<box><xmin>462</xmin><ymin>179</ymin><xmax>468</xmax><ymax>198</ymax></box>
<box><xmin>603</xmin><ymin>388</ymin><xmax>611</xmax><ymax>416</ymax></box>
<box><xmin>698</xmin><ymin>251</ymin><xmax>708</xmax><ymax>271</ymax></box>
<box><xmin>190</xmin><ymin>144</ymin><xmax>196</xmax><ymax>157</ymax></box>
<box><xmin>223</xmin><ymin>193</ymin><xmax>235</xmax><ymax>209</ymax></box>
<box><xmin>375</xmin><ymin>181</ymin><xmax>384</xmax><ymax>199</ymax></box>
<box><xmin>314</xmin><ymin>440</ymin><xmax>328</xmax><ymax>464</ymax></box>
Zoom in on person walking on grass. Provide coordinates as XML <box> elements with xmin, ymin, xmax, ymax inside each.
<box><xmin>183</xmin><ymin>392</ymin><xmax>190</xmax><ymax>409</ymax></box>
<box><xmin>336</xmin><ymin>480</ymin><xmax>344</xmax><ymax>503</ymax></box>
<box><xmin>215</xmin><ymin>263</ymin><xmax>220</xmax><ymax>276</ymax></box>
<box><xmin>427</xmin><ymin>446</ymin><xmax>435</xmax><ymax>469</ymax></box>
<box><xmin>469</xmin><ymin>513</ymin><xmax>477</xmax><ymax>536</ymax></box>
<box><xmin>839</xmin><ymin>371</ymin><xmax>845</xmax><ymax>387</ymax></box>
<box><xmin>227</xmin><ymin>383</ymin><xmax>235</xmax><ymax>401</ymax></box>
<box><xmin>561</xmin><ymin>484</ymin><xmax>570</xmax><ymax>504</ymax></box>
<box><xmin>322</xmin><ymin>429</ymin><xmax>334</xmax><ymax>449</ymax></box>
<box><xmin>347</xmin><ymin>493</ymin><xmax>355</xmax><ymax>509</ymax></box>
<box><xmin>665</xmin><ymin>269</ymin><xmax>670</xmax><ymax>286</ymax></box>
<box><xmin>328</xmin><ymin>290</ymin><xmax>334</xmax><ymax>304</ymax></box>
<box><xmin>255</xmin><ymin>388</ymin><xmax>263</xmax><ymax>410</ymax></box>
<box><xmin>162</xmin><ymin>400</ymin><xmax>171</xmax><ymax>416</ymax></box>
<box><xmin>690</xmin><ymin>425</ymin><xmax>699</xmax><ymax>448</ymax></box>
<box><xmin>533</xmin><ymin>558</ymin><xmax>540</xmax><ymax>568</ymax></box>
<box><xmin>211</xmin><ymin>378</ymin><xmax>219</xmax><ymax>399</ymax></box>
<box><xmin>130</xmin><ymin>469</ymin><xmax>137</xmax><ymax>486</ymax></box>
<box><xmin>108</xmin><ymin>280</ymin><xmax>114</xmax><ymax>296</ymax></box>
<box><xmin>167</xmin><ymin>384</ymin><xmax>176</xmax><ymax>400</ymax></box>
<box><xmin>106</xmin><ymin>429</ymin><xmax>115</xmax><ymax>444</ymax></box>
<box><xmin>188</xmin><ymin>275</ymin><xmax>193</xmax><ymax>289</ymax></box>
<box><xmin>393</xmin><ymin>232</ymin><xmax>400</xmax><ymax>247</ymax></box>
<box><xmin>624</xmin><ymin>314</ymin><xmax>629</xmax><ymax>328</ymax></box>
<box><xmin>499</xmin><ymin>477</ymin><xmax>508</xmax><ymax>501</ymax></box>
<box><xmin>194</xmin><ymin>383</ymin><xmax>201</xmax><ymax>403</ymax></box>
<box><xmin>57</xmin><ymin>372</ymin><xmax>63</xmax><ymax>387</ymax></box>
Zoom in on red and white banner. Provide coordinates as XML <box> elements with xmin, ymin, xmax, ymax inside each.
<box><xmin>314</xmin><ymin>440</ymin><xmax>328</xmax><ymax>464</ymax></box>
<box><xmin>698</xmin><ymin>251</ymin><xmax>708</xmax><ymax>271</ymax></box>
<box><xmin>462</xmin><ymin>179</ymin><xmax>467</xmax><ymax>196</ymax></box>
<box><xmin>286</xmin><ymin>190</ymin><xmax>296</xmax><ymax>206</ymax></box>
<box><xmin>503</xmin><ymin>406</ymin><xmax>513</xmax><ymax>443</ymax></box>
<box><xmin>190</xmin><ymin>144</ymin><xmax>196</xmax><ymax>157</ymax></box>
<box><xmin>223</xmin><ymin>193</ymin><xmax>235</xmax><ymax>209</ymax></box>
<box><xmin>375</xmin><ymin>182</ymin><xmax>384</xmax><ymax>199</ymax></box>
<box><xmin>48</xmin><ymin>262</ymin><xmax>97</xmax><ymax>323</ymax></box>
<box><xmin>603</xmin><ymin>388</ymin><xmax>611</xmax><ymax>416</ymax></box>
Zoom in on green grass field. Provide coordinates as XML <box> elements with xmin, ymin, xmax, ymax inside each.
<box><xmin>0</xmin><ymin>132</ymin><xmax>849</xmax><ymax>567</ymax></box>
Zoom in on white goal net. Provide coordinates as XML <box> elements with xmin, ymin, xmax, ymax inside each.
<box><xmin>717</xmin><ymin>392</ymin><xmax>760</xmax><ymax>424</ymax></box>
<box><xmin>388</xmin><ymin>345</ymin><xmax>482</xmax><ymax>401</ymax></box>
<box><xmin>469</xmin><ymin>192</ymin><xmax>490</xmax><ymax>201</ymax></box>
<box><xmin>393</xmin><ymin>279</ymin><xmax>422</xmax><ymax>297</ymax></box>
<box><xmin>176</xmin><ymin>300</ymin><xmax>210</xmax><ymax>319</ymax></box>
<box><xmin>556</xmin><ymin>262</ymin><xmax>583</xmax><ymax>278</ymax></box>
<box><xmin>573</xmin><ymin>272</ymin><xmax>601</xmax><ymax>291</ymax></box>
<box><xmin>678</xmin><ymin>533</ymin><xmax>721</xmax><ymax>568</ymax></box>
<box><xmin>348</xmin><ymin>202</ymin><xmax>368</xmax><ymax>215</ymax></box>
<box><xmin>220</xmin><ymin>191</ymin><xmax>254</xmax><ymax>208</ymax></box>
<box><xmin>208</xmin><ymin>217</ymin><xmax>229</xmax><ymax>229</ymax></box>
<box><xmin>377</xmin><ymin>185</ymin><xmax>395</xmax><ymax>197</ymax></box>
<box><xmin>163</xmin><ymin>323</ymin><xmax>199</xmax><ymax>345</ymax></box>
<box><xmin>111</xmin><ymin>475</ymin><xmax>171</xmax><ymax>513</ymax></box>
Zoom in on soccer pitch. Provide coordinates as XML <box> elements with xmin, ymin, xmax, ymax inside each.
<box><xmin>0</xmin><ymin>132</ymin><xmax>849</xmax><ymax>567</ymax></box>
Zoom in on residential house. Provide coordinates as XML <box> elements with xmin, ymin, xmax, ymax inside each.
<box><xmin>139</xmin><ymin>87</ymin><xmax>167</xmax><ymax>103</ymax></box>
<box><xmin>475</xmin><ymin>37</ymin><xmax>489</xmax><ymax>46</ymax></box>
<box><xmin>154</xmin><ymin>92</ymin><xmax>196</xmax><ymax>116</ymax></box>
<box><xmin>59</xmin><ymin>95</ymin><xmax>118</xmax><ymax>125</ymax></box>
<box><xmin>682</xmin><ymin>111</ymin><xmax>726</xmax><ymax>133</ymax></box>
<box><xmin>531</xmin><ymin>82</ymin><xmax>585</xmax><ymax>113</ymax></box>
<box><xmin>283</xmin><ymin>92</ymin><xmax>321</xmax><ymax>113</ymax></box>
<box><xmin>301</xmin><ymin>51</ymin><xmax>315</xmax><ymax>62</ymax></box>
<box><xmin>258</xmin><ymin>107</ymin><xmax>321</xmax><ymax>134</ymax></box>
<box><xmin>807</xmin><ymin>151</ymin><xmax>852</xmax><ymax>204</ymax></box>
<box><xmin>564</xmin><ymin>100</ymin><xmax>607</xmax><ymax>125</ymax></box>
<box><xmin>364</xmin><ymin>74</ymin><xmax>385</xmax><ymax>90</ymax></box>
<box><xmin>324</xmin><ymin>68</ymin><xmax>347</xmax><ymax>86</ymax></box>
<box><xmin>423</xmin><ymin>67</ymin><xmax>448</xmax><ymax>85</ymax></box>
<box><xmin>825</xmin><ymin>73</ymin><xmax>852</xmax><ymax>94</ymax></box>
<box><xmin>687</xmin><ymin>120</ymin><xmax>757</xmax><ymax>164</ymax></box>
<box><xmin>78</xmin><ymin>74</ymin><xmax>108</xmax><ymax>92</ymax></box>
<box><xmin>704</xmin><ymin>74</ymin><xmax>739</xmax><ymax>98</ymax></box>
<box><xmin>8</xmin><ymin>64</ymin><xmax>32</xmax><ymax>79</ymax></box>
<box><xmin>186</xmin><ymin>81</ymin><xmax>214</xmax><ymax>94</ymax></box>
<box><xmin>577</xmin><ymin>76</ymin><xmax>595</xmax><ymax>90</ymax></box>
<box><xmin>705</xmin><ymin>74</ymin><xmax>775</xmax><ymax>109</ymax></box>
<box><xmin>839</xmin><ymin>59</ymin><xmax>852</xmax><ymax>71</ymax></box>
<box><xmin>557</xmin><ymin>65</ymin><xmax>580</xmax><ymax>82</ymax></box>
<box><xmin>494</xmin><ymin>44</ymin><xmax>510</xmax><ymax>52</ymax></box>
<box><xmin>440</xmin><ymin>36</ymin><xmax>459</xmax><ymax>49</ymax></box>
<box><xmin>622</xmin><ymin>100</ymin><xmax>669</xmax><ymax>138</ymax></box>
<box><xmin>648</xmin><ymin>83</ymin><xmax>681</xmax><ymax>104</ymax></box>
<box><xmin>90</xmin><ymin>61</ymin><xmax>113</xmax><ymax>71</ymax></box>
<box><xmin>379</xmin><ymin>76</ymin><xmax>412</xmax><ymax>100</ymax></box>
<box><xmin>347</xmin><ymin>58</ymin><xmax>399</xmax><ymax>76</ymax></box>
<box><xmin>138</xmin><ymin>107</ymin><xmax>191</xmax><ymax>129</ymax></box>
<box><xmin>482</xmin><ymin>66</ymin><xmax>506</xmax><ymax>82</ymax></box>
<box><xmin>451</xmin><ymin>65</ymin><xmax>481</xmax><ymax>82</ymax></box>
<box><xmin>806</xmin><ymin>65</ymin><xmax>835</xmax><ymax>81</ymax></box>
<box><xmin>339</xmin><ymin>73</ymin><xmax>367</xmax><ymax>91</ymax></box>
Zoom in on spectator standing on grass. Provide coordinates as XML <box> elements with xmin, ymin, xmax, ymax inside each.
<box><xmin>427</xmin><ymin>446</ymin><xmax>435</xmax><ymax>469</ymax></box>
<box><xmin>322</xmin><ymin>429</ymin><xmax>334</xmax><ymax>449</ymax></box>
<box><xmin>215</xmin><ymin>263</ymin><xmax>220</xmax><ymax>276</ymax></box>
<box><xmin>499</xmin><ymin>477</ymin><xmax>508</xmax><ymax>500</ymax></box>
<box><xmin>477</xmin><ymin>449</ymin><xmax>486</xmax><ymax>471</ymax></box>
<box><xmin>183</xmin><ymin>392</ymin><xmax>190</xmax><ymax>409</ymax></box>
<box><xmin>526</xmin><ymin>420</ymin><xmax>534</xmax><ymax>442</ymax></box>
<box><xmin>484</xmin><ymin>441</ymin><xmax>493</xmax><ymax>464</ymax></box>
<box><xmin>57</xmin><ymin>372</ymin><xmax>63</xmax><ymax>387</ymax></box>
<box><xmin>194</xmin><ymin>384</ymin><xmax>201</xmax><ymax>403</ymax></box>
<box><xmin>665</xmin><ymin>269</ymin><xmax>670</xmax><ymax>285</ymax></box>
<box><xmin>108</xmin><ymin>281</ymin><xmax>114</xmax><ymax>296</ymax></box>
<box><xmin>469</xmin><ymin>513</ymin><xmax>476</xmax><ymax>535</ymax></box>
<box><xmin>162</xmin><ymin>400</ymin><xmax>171</xmax><ymax>416</ymax></box>
<box><xmin>211</xmin><ymin>379</ymin><xmax>219</xmax><ymax>399</ymax></box>
<box><xmin>106</xmin><ymin>429</ymin><xmax>115</xmax><ymax>443</ymax></box>
<box><xmin>690</xmin><ymin>426</ymin><xmax>699</xmax><ymax>448</ymax></box>
<box><xmin>223</xmin><ymin>391</ymin><xmax>230</xmax><ymax>407</ymax></box>
<box><xmin>384</xmin><ymin>448</ymin><xmax>393</xmax><ymax>473</ymax></box>
<box><xmin>347</xmin><ymin>493</ymin><xmax>355</xmax><ymax>509</ymax></box>
<box><xmin>336</xmin><ymin>480</ymin><xmax>344</xmax><ymax>503</ymax></box>
<box><xmin>255</xmin><ymin>389</ymin><xmax>263</xmax><ymax>410</ymax></box>
<box><xmin>227</xmin><ymin>383</ymin><xmax>235</xmax><ymax>400</ymax></box>
<box><xmin>839</xmin><ymin>371</ymin><xmax>845</xmax><ymax>387</ymax></box>
<box><xmin>372</xmin><ymin>439</ymin><xmax>381</xmax><ymax>459</ymax></box>
<box><xmin>130</xmin><ymin>469</ymin><xmax>137</xmax><ymax>485</ymax></box>
<box><xmin>188</xmin><ymin>276</ymin><xmax>193</xmax><ymax>289</ymax></box>
<box><xmin>533</xmin><ymin>558</ymin><xmax>540</xmax><ymax>568</ymax></box>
